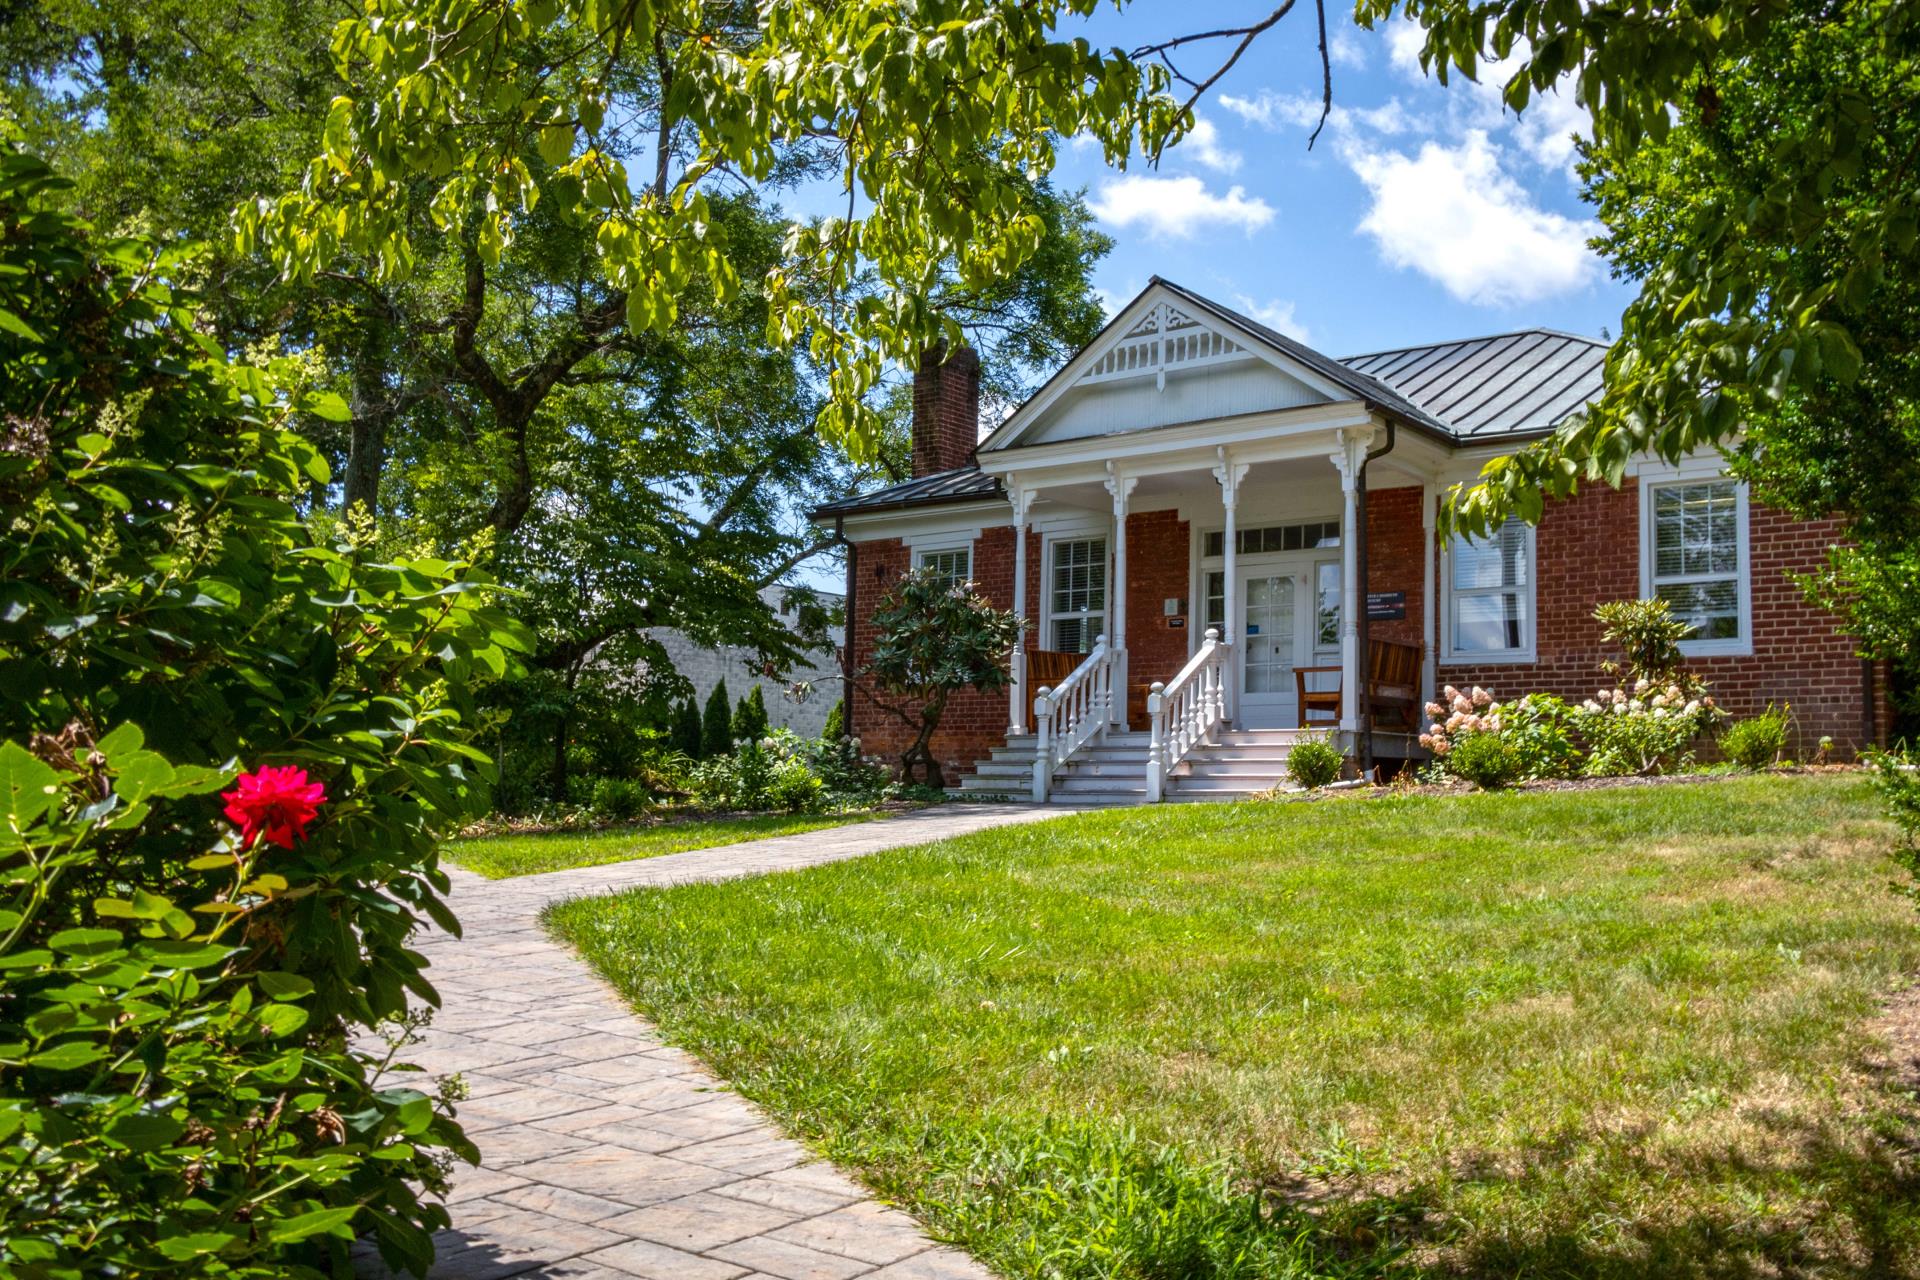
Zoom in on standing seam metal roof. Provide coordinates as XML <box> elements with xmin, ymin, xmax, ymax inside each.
<box><xmin>810</xmin><ymin>283</ymin><xmax>1611</xmax><ymax>519</ymax></box>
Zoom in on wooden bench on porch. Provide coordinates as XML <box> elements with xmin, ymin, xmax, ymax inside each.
<box><xmin>1024</xmin><ymin>649</ymin><xmax>1083</xmax><ymax>728</ymax></box>
<box><xmin>1294</xmin><ymin>637</ymin><xmax>1422</xmax><ymax>731</ymax></box>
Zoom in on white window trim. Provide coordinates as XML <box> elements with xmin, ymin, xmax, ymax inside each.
<box><xmin>1440</xmin><ymin>523</ymin><xmax>1538</xmax><ymax>666</ymax></box>
<box><xmin>1638</xmin><ymin>471</ymin><xmax>1753</xmax><ymax>658</ymax></box>
<box><xmin>1041</xmin><ymin>530</ymin><xmax>1109</xmax><ymax>653</ymax></box>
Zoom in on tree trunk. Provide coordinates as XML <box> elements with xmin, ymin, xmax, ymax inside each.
<box><xmin>343</xmin><ymin>321</ymin><xmax>391</xmax><ymax>516</ymax></box>
<box><xmin>900</xmin><ymin>691</ymin><xmax>947</xmax><ymax>789</ymax></box>
<box><xmin>550</xmin><ymin>661</ymin><xmax>583</xmax><ymax>802</ymax></box>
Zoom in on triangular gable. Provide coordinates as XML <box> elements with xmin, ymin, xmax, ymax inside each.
<box><xmin>981</xmin><ymin>280</ymin><xmax>1359</xmax><ymax>453</ymax></box>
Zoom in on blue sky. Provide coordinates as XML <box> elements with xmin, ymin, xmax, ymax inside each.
<box><xmin>1046</xmin><ymin>3</ymin><xmax>1634</xmax><ymax>358</ymax></box>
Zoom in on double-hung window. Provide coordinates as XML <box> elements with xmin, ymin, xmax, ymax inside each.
<box><xmin>917</xmin><ymin>547</ymin><xmax>970</xmax><ymax>591</ymax></box>
<box><xmin>1645</xmin><ymin>478</ymin><xmax>1747</xmax><ymax>651</ymax></box>
<box><xmin>1447</xmin><ymin>522</ymin><xmax>1533</xmax><ymax>658</ymax></box>
<box><xmin>1049</xmin><ymin>537</ymin><xmax>1107</xmax><ymax>653</ymax></box>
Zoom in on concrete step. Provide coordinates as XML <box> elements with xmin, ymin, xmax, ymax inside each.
<box><xmin>1168</xmin><ymin>778</ymin><xmax>1279</xmax><ymax>798</ymax></box>
<box><xmin>1050</xmin><ymin>776</ymin><xmax>1149</xmax><ymax>796</ymax></box>
<box><xmin>1057</xmin><ymin>762</ymin><xmax>1149</xmax><ymax>780</ymax></box>
<box><xmin>969</xmin><ymin>760</ymin><xmax>1036</xmax><ymax>778</ymax></box>
<box><xmin>1175</xmin><ymin>760</ymin><xmax>1292</xmax><ymax>781</ymax></box>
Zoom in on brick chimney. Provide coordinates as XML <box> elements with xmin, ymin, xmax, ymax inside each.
<box><xmin>911</xmin><ymin>342</ymin><xmax>981</xmax><ymax>478</ymax></box>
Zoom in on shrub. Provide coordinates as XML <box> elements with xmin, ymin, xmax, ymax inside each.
<box><xmin>1865</xmin><ymin>746</ymin><xmax>1920</xmax><ymax>849</ymax></box>
<box><xmin>670</xmin><ymin>697</ymin><xmax>704</xmax><ymax>759</ymax></box>
<box><xmin>1286</xmin><ymin>737</ymin><xmax>1345</xmax><ymax>789</ymax></box>
<box><xmin>0</xmin><ymin>153</ymin><xmax>524</xmax><ymax>1277</ymax></box>
<box><xmin>1445</xmin><ymin>731</ymin><xmax>1520</xmax><ymax>789</ymax></box>
<box><xmin>701</xmin><ymin>680</ymin><xmax>734</xmax><ymax>758</ymax></box>
<box><xmin>1721</xmin><ymin>705</ymin><xmax>1792</xmax><ymax>770</ymax></box>
<box><xmin>1575</xmin><ymin>682</ymin><xmax>1721</xmax><ymax>776</ymax></box>
<box><xmin>732</xmin><ymin>685</ymin><xmax>770</xmax><ymax>741</ymax></box>
<box><xmin>1419</xmin><ymin>686</ymin><xmax>1580</xmax><ymax>781</ymax></box>
<box><xmin>1594</xmin><ymin>598</ymin><xmax>1694</xmax><ymax>684</ymax></box>
<box><xmin>823</xmin><ymin>697</ymin><xmax>847</xmax><ymax>741</ymax></box>
<box><xmin>590</xmin><ymin>777</ymin><xmax>654</xmax><ymax>821</ymax></box>
<box><xmin>767</xmin><ymin>756</ymin><xmax>826</xmax><ymax>812</ymax></box>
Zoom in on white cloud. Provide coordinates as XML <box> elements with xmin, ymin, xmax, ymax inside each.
<box><xmin>1088</xmin><ymin>175</ymin><xmax>1275</xmax><ymax>240</ymax></box>
<box><xmin>1511</xmin><ymin>84</ymin><xmax>1589</xmax><ymax>172</ymax></box>
<box><xmin>1220</xmin><ymin>90</ymin><xmax>1415</xmax><ymax>139</ymax></box>
<box><xmin>1233</xmin><ymin>294</ymin><xmax>1311</xmax><ymax>344</ymax></box>
<box><xmin>1329</xmin><ymin>28</ymin><xmax>1370</xmax><ymax>70</ymax></box>
<box><xmin>1176</xmin><ymin>117</ymin><xmax>1242</xmax><ymax>174</ymax></box>
<box><xmin>1346</xmin><ymin>130</ymin><xmax>1598</xmax><ymax>306</ymax></box>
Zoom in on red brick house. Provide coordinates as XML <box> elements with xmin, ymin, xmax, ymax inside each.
<box><xmin>814</xmin><ymin>279</ymin><xmax>1886</xmax><ymax>802</ymax></box>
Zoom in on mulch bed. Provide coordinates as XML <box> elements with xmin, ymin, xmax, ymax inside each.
<box><xmin>1278</xmin><ymin>762</ymin><xmax>1865</xmax><ymax>804</ymax></box>
<box><xmin>459</xmin><ymin>799</ymin><xmax>933</xmax><ymax>840</ymax></box>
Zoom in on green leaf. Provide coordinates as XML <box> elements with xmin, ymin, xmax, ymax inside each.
<box><xmin>267</xmin><ymin>1205</ymin><xmax>359</xmax><ymax>1244</ymax></box>
<box><xmin>156</xmin><ymin>1231</ymin><xmax>240</xmax><ymax>1261</ymax></box>
<box><xmin>27</xmin><ymin>1041</ymin><xmax>108</xmax><ymax>1070</ymax></box>
<box><xmin>255</xmin><ymin>971</ymin><xmax>315</xmax><ymax>1000</ymax></box>
<box><xmin>0</xmin><ymin>740</ymin><xmax>62</xmax><ymax>833</ymax></box>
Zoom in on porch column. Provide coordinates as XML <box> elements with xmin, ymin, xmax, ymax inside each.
<box><xmin>1104</xmin><ymin>462</ymin><xmax>1136</xmax><ymax>728</ymax></box>
<box><xmin>1213</xmin><ymin>448</ymin><xmax>1248</xmax><ymax>725</ymax></box>
<box><xmin>1331</xmin><ymin>431</ymin><xmax>1369</xmax><ymax>738</ymax></box>
<box><xmin>1008</xmin><ymin>481</ymin><xmax>1035</xmax><ymax>737</ymax></box>
<box><xmin>1421</xmin><ymin>483</ymin><xmax>1438</xmax><ymax>713</ymax></box>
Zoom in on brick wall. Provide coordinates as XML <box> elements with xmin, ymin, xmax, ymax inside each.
<box><xmin>1364</xmin><ymin>485</ymin><xmax>1426</xmax><ymax>650</ymax></box>
<box><xmin>1123</xmin><ymin>508</ymin><xmax>1195</xmax><ymax>688</ymax></box>
<box><xmin>910</xmin><ymin>345</ymin><xmax>981</xmax><ymax>478</ymax></box>
<box><xmin>1432</xmin><ymin>481</ymin><xmax>1878</xmax><ymax>754</ymax></box>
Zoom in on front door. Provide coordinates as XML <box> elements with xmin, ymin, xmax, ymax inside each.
<box><xmin>1239</xmin><ymin>572</ymin><xmax>1299</xmax><ymax>727</ymax></box>
<box><xmin>1235</xmin><ymin>558</ymin><xmax>1341</xmax><ymax>728</ymax></box>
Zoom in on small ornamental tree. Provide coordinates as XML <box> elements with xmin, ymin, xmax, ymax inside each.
<box><xmin>670</xmin><ymin>697</ymin><xmax>704</xmax><ymax>759</ymax></box>
<box><xmin>862</xmin><ymin>568</ymin><xmax>1021</xmax><ymax>788</ymax></box>
<box><xmin>0</xmin><ymin>150</ymin><xmax>528</xmax><ymax>1276</ymax></box>
<box><xmin>1594</xmin><ymin>599</ymin><xmax>1696</xmax><ymax>686</ymax></box>
<box><xmin>732</xmin><ymin>685</ymin><xmax>770</xmax><ymax>742</ymax></box>
<box><xmin>701</xmin><ymin>681</ymin><xmax>735</xmax><ymax>758</ymax></box>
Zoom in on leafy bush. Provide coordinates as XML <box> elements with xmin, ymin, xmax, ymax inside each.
<box><xmin>590</xmin><ymin>777</ymin><xmax>654</xmax><ymax>821</ymax></box>
<box><xmin>1594</xmin><ymin>598</ymin><xmax>1695</xmax><ymax>684</ymax></box>
<box><xmin>1286</xmin><ymin>737</ymin><xmax>1345</xmax><ymax>790</ymax></box>
<box><xmin>823</xmin><ymin>697</ymin><xmax>847</xmax><ymax>741</ymax></box>
<box><xmin>0</xmin><ymin>152</ymin><xmax>525</xmax><ymax>1277</ymax></box>
<box><xmin>1721</xmin><ymin>705</ymin><xmax>1792</xmax><ymax>770</ymax></box>
<box><xmin>670</xmin><ymin>697</ymin><xmax>705</xmax><ymax>759</ymax></box>
<box><xmin>701</xmin><ymin>680</ymin><xmax>734</xmax><ymax>758</ymax></box>
<box><xmin>1575</xmin><ymin>682</ymin><xmax>1720</xmax><ymax>776</ymax></box>
<box><xmin>1445</xmin><ymin>731</ymin><xmax>1520</xmax><ymax>789</ymax></box>
<box><xmin>1420</xmin><ymin>686</ymin><xmax>1579</xmax><ymax>781</ymax></box>
<box><xmin>732</xmin><ymin>685</ymin><xmax>770</xmax><ymax>741</ymax></box>
<box><xmin>1865</xmin><ymin>746</ymin><xmax>1920</xmax><ymax>849</ymax></box>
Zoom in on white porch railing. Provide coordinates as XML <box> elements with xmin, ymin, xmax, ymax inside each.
<box><xmin>1145</xmin><ymin>628</ymin><xmax>1230</xmax><ymax>802</ymax></box>
<box><xmin>1030</xmin><ymin>634</ymin><xmax>1117</xmax><ymax>803</ymax></box>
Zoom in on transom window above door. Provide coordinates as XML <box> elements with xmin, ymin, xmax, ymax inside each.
<box><xmin>916</xmin><ymin>547</ymin><xmax>970</xmax><ymax>591</ymax></box>
<box><xmin>1049</xmin><ymin>537</ymin><xmax>1107</xmax><ymax>653</ymax></box>
<box><xmin>1202</xmin><ymin>520</ymin><xmax>1340</xmax><ymax>557</ymax></box>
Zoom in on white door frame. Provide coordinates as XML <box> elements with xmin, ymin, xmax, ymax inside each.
<box><xmin>1231</xmin><ymin>550</ymin><xmax>1334</xmax><ymax>728</ymax></box>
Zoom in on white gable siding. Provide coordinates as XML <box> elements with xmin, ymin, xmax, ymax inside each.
<box><xmin>1021</xmin><ymin>361</ymin><xmax>1331</xmax><ymax>446</ymax></box>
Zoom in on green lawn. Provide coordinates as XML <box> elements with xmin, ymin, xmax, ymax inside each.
<box><xmin>549</xmin><ymin>775</ymin><xmax>1920</xmax><ymax>1279</ymax></box>
<box><xmin>448</xmin><ymin>810</ymin><xmax>881</xmax><ymax>878</ymax></box>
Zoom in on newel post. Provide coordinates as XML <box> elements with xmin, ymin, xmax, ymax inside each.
<box><xmin>1031</xmin><ymin>687</ymin><xmax>1053</xmax><ymax>803</ymax></box>
<box><xmin>1145</xmin><ymin>681</ymin><xmax>1167</xmax><ymax>803</ymax></box>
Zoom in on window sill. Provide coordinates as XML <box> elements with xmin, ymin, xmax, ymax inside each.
<box><xmin>1439</xmin><ymin>650</ymin><xmax>1538</xmax><ymax>667</ymax></box>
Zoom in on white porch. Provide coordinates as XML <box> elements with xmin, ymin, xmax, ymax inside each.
<box><xmin>972</xmin><ymin>414</ymin><xmax>1444</xmax><ymax>802</ymax></box>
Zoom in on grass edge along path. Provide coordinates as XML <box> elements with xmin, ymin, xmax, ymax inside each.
<box><xmin>449</xmin><ymin>808</ymin><xmax>885</xmax><ymax>878</ymax></box>
<box><xmin>549</xmin><ymin>775</ymin><xmax>1920</xmax><ymax>1280</ymax></box>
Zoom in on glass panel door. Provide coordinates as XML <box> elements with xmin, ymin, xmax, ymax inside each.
<box><xmin>1242</xmin><ymin>574</ymin><xmax>1297</xmax><ymax>695</ymax></box>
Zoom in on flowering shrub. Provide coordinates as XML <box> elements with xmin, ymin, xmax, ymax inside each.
<box><xmin>690</xmin><ymin>736</ymin><xmax>826</xmax><ymax>813</ymax></box>
<box><xmin>0</xmin><ymin>155</ymin><xmax>525</xmax><ymax>1277</ymax></box>
<box><xmin>1864</xmin><ymin>746</ymin><xmax>1920</xmax><ymax>849</ymax></box>
<box><xmin>1574</xmin><ymin>681</ymin><xmax>1721</xmax><ymax>776</ymax></box>
<box><xmin>1445</xmin><ymin>731</ymin><xmax>1521</xmax><ymax>788</ymax></box>
<box><xmin>1419</xmin><ymin>686</ymin><xmax>1580</xmax><ymax>782</ymax></box>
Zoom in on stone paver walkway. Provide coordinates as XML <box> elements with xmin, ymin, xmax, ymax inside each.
<box><xmin>357</xmin><ymin>804</ymin><xmax>1080</xmax><ymax>1280</ymax></box>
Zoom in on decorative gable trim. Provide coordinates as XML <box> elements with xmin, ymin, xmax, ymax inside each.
<box><xmin>1077</xmin><ymin>301</ymin><xmax>1252</xmax><ymax>390</ymax></box>
<box><xmin>980</xmin><ymin>280</ymin><xmax>1354</xmax><ymax>453</ymax></box>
